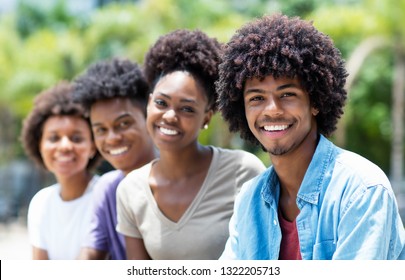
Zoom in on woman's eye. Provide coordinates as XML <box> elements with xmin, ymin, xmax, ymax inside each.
<box><xmin>47</xmin><ymin>135</ymin><xmax>59</xmax><ymax>142</ymax></box>
<box><xmin>154</xmin><ymin>99</ymin><xmax>167</xmax><ymax>107</ymax></box>
<box><xmin>181</xmin><ymin>106</ymin><xmax>195</xmax><ymax>113</ymax></box>
<box><xmin>71</xmin><ymin>135</ymin><xmax>84</xmax><ymax>143</ymax></box>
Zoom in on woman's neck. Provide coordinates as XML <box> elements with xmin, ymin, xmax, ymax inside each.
<box><xmin>57</xmin><ymin>171</ymin><xmax>93</xmax><ymax>201</ymax></box>
<box><xmin>155</xmin><ymin>144</ymin><xmax>212</xmax><ymax>180</ymax></box>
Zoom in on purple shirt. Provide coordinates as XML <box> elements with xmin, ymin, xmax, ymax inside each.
<box><xmin>83</xmin><ymin>170</ymin><xmax>126</xmax><ymax>259</ymax></box>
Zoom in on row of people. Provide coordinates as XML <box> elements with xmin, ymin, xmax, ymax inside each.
<box><xmin>21</xmin><ymin>13</ymin><xmax>405</xmax><ymax>260</ymax></box>
<box><xmin>22</xmin><ymin>25</ymin><xmax>265</xmax><ymax>260</ymax></box>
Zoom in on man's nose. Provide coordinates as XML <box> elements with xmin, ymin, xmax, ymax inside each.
<box><xmin>264</xmin><ymin>96</ymin><xmax>283</xmax><ymax>116</ymax></box>
<box><xmin>106</xmin><ymin>129</ymin><xmax>122</xmax><ymax>143</ymax></box>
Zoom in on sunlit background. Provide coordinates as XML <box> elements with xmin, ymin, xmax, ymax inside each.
<box><xmin>0</xmin><ymin>0</ymin><xmax>404</xmax><ymax>256</ymax></box>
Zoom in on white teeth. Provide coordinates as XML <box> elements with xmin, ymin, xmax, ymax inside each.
<box><xmin>56</xmin><ymin>155</ymin><xmax>74</xmax><ymax>162</ymax></box>
<box><xmin>109</xmin><ymin>147</ymin><xmax>128</xmax><ymax>155</ymax></box>
<box><xmin>159</xmin><ymin>127</ymin><xmax>178</xmax><ymax>135</ymax></box>
<box><xmin>264</xmin><ymin>125</ymin><xmax>289</xmax><ymax>132</ymax></box>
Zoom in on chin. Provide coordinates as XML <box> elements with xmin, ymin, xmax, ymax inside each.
<box><xmin>266</xmin><ymin>146</ymin><xmax>289</xmax><ymax>156</ymax></box>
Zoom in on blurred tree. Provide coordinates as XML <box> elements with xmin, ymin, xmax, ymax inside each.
<box><xmin>0</xmin><ymin>0</ymin><xmax>252</xmax><ymax>164</ymax></box>
<box><xmin>1</xmin><ymin>0</ymin><xmax>402</xmax><ymax>177</ymax></box>
<box><xmin>15</xmin><ymin>0</ymin><xmax>85</xmax><ymax>38</ymax></box>
<box><xmin>310</xmin><ymin>0</ymin><xmax>405</xmax><ymax>193</ymax></box>
<box><xmin>96</xmin><ymin>0</ymin><xmax>139</xmax><ymax>6</ymax></box>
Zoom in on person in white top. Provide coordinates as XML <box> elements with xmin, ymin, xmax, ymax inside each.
<box><xmin>116</xmin><ymin>29</ymin><xmax>266</xmax><ymax>259</ymax></box>
<box><xmin>21</xmin><ymin>81</ymin><xmax>101</xmax><ymax>259</ymax></box>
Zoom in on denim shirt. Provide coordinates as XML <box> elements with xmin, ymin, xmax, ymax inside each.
<box><xmin>221</xmin><ymin>135</ymin><xmax>405</xmax><ymax>260</ymax></box>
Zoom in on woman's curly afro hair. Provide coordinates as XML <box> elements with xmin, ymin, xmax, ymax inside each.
<box><xmin>73</xmin><ymin>57</ymin><xmax>150</xmax><ymax>115</ymax></box>
<box><xmin>21</xmin><ymin>81</ymin><xmax>102</xmax><ymax>171</ymax></box>
<box><xmin>216</xmin><ymin>13</ymin><xmax>348</xmax><ymax>145</ymax></box>
<box><xmin>143</xmin><ymin>29</ymin><xmax>222</xmax><ymax>112</ymax></box>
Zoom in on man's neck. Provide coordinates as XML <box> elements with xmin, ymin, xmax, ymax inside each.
<box><xmin>271</xmin><ymin>133</ymin><xmax>319</xmax><ymax>220</ymax></box>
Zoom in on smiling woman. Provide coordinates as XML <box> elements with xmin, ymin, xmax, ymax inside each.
<box><xmin>115</xmin><ymin>29</ymin><xmax>266</xmax><ymax>260</ymax></box>
<box><xmin>20</xmin><ymin>81</ymin><xmax>102</xmax><ymax>259</ymax></box>
<box><xmin>40</xmin><ymin>115</ymin><xmax>96</xmax><ymax>180</ymax></box>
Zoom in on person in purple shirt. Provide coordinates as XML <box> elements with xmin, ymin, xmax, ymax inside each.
<box><xmin>73</xmin><ymin>57</ymin><xmax>157</xmax><ymax>259</ymax></box>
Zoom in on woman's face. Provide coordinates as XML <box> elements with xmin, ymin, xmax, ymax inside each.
<box><xmin>146</xmin><ymin>71</ymin><xmax>213</xmax><ymax>152</ymax></box>
<box><xmin>40</xmin><ymin>115</ymin><xmax>96</xmax><ymax>179</ymax></box>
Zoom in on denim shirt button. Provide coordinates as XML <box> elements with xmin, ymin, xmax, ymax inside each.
<box><xmin>273</xmin><ymin>219</ymin><xmax>277</xmax><ymax>225</ymax></box>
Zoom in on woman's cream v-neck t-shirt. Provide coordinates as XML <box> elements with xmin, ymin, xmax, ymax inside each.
<box><xmin>116</xmin><ymin>146</ymin><xmax>265</xmax><ymax>260</ymax></box>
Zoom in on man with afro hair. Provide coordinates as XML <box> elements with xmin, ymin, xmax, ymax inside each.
<box><xmin>73</xmin><ymin>57</ymin><xmax>157</xmax><ymax>259</ymax></box>
<box><xmin>217</xmin><ymin>13</ymin><xmax>405</xmax><ymax>260</ymax></box>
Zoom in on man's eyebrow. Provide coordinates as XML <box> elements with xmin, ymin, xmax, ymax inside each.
<box><xmin>244</xmin><ymin>88</ymin><xmax>265</xmax><ymax>94</ymax></box>
<box><xmin>276</xmin><ymin>83</ymin><xmax>299</xmax><ymax>91</ymax></box>
<box><xmin>244</xmin><ymin>83</ymin><xmax>299</xmax><ymax>94</ymax></box>
<box><xmin>91</xmin><ymin>113</ymin><xmax>132</xmax><ymax>127</ymax></box>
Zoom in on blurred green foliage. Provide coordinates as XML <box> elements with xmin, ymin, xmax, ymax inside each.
<box><xmin>0</xmin><ymin>0</ymin><xmax>404</xmax><ymax>178</ymax></box>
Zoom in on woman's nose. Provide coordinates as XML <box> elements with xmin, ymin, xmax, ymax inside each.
<box><xmin>59</xmin><ymin>136</ymin><xmax>73</xmax><ymax>150</ymax></box>
<box><xmin>163</xmin><ymin>109</ymin><xmax>178</xmax><ymax>122</ymax></box>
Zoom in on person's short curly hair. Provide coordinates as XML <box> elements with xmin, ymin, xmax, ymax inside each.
<box><xmin>216</xmin><ymin>13</ymin><xmax>348</xmax><ymax>145</ymax></box>
<box><xmin>21</xmin><ymin>81</ymin><xmax>102</xmax><ymax>171</ymax></box>
<box><xmin>143</xmin><ymin>29</ymin><xmax>222</xmax><ymax>112</ymax></box>
<box><xmin>73</xmin><ymin>57</ymin><xmax>150</xmax><ymax>115</ymax></box>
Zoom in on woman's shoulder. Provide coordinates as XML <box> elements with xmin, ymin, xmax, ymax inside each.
<box><xmin>125</xmin><ymin>161</ymin><xmax>154</xmax><ymax>180</ymax></box>
<box><xmin>117</xmin><ymin>161</ymin><xmax>154</xmax><ymax>193</ymax></box>
<box><xmin>29</xmin><ymin>183</ymin><xmax>59</xmax><ymax>209</ymax></box>
<box><xmin>212</xmin><ymin>146</ymin><xmax>265</xmax><ymax>168</ymax></box>
<box><xmin>32</xmin><ymin>183</ymin><xmax>59</xmax><ymax>198</ymax></box>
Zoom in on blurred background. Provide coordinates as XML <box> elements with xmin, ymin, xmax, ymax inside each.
<box><xmin>0</xmin><ymin>0</ymin><xmax>404</xmax><ymax>258</ymax></box>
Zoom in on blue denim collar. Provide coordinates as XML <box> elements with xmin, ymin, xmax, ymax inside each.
<box><xmin>260</xmin><ymin>135</ymin><xmax>337</xmax><ymax>206</ymax></box>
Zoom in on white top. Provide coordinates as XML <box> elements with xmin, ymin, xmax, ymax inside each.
<box><xmin>27</xmin><ymin>175</ymin><xmax>99</xmax><ymax>260</ymax></box>
<box><xmin>116</xmin><ymin>146</ymin><xmax>265</xmax><ymax>259</ymax></box>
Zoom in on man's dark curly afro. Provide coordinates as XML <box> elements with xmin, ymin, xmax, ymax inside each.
<box><xmin>216</xmin><ymin>13</ymin><xmax>348</xmax><ymax>145</ymax></box>
<box><xmin>73</xmin><ymin>57</ymin><xmax>150</xmax><ymax>115</ymax></box>
<box><xmin>21</xmin><ymin>81</ymin><xmax>102</xmax><ymax>171</ymax></box>
<box><xmin>143</xmin><ymin>29</ymin><xmax>222</xmax><ymax>112</ymax></box>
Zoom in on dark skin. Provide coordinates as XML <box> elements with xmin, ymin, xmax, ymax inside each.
<box><xmin>244</xmin><ymin>75</ymin><xmax>319</xmax><ymax>222</ymax></box>
<box><xmin>273</xmin><ymin>129</ymin><xmax>318</xmax><ymax>221</ymax></box>
<box><xmin>124</xmin><ymin>145</ymin><xmax>213</xmax><ymax>259</ymax></box>
<box><xmin>77</xmin><ymin>98</ymin><xmax>156</xmax><ymax>260</ymax></box>
<box><xmin>36</xmin><ymin>115</ymin><xmax>96</xmax><ymax>260</ymax></box>
<box><xmin>125</xmin><ymin>71</ymin><xmax>214</xmax><ymax>259</ymax></box>
<box><xmin>149</xmin><ymin>144</ymin><xmax>212</xmax><ymax>222</ymax></box>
